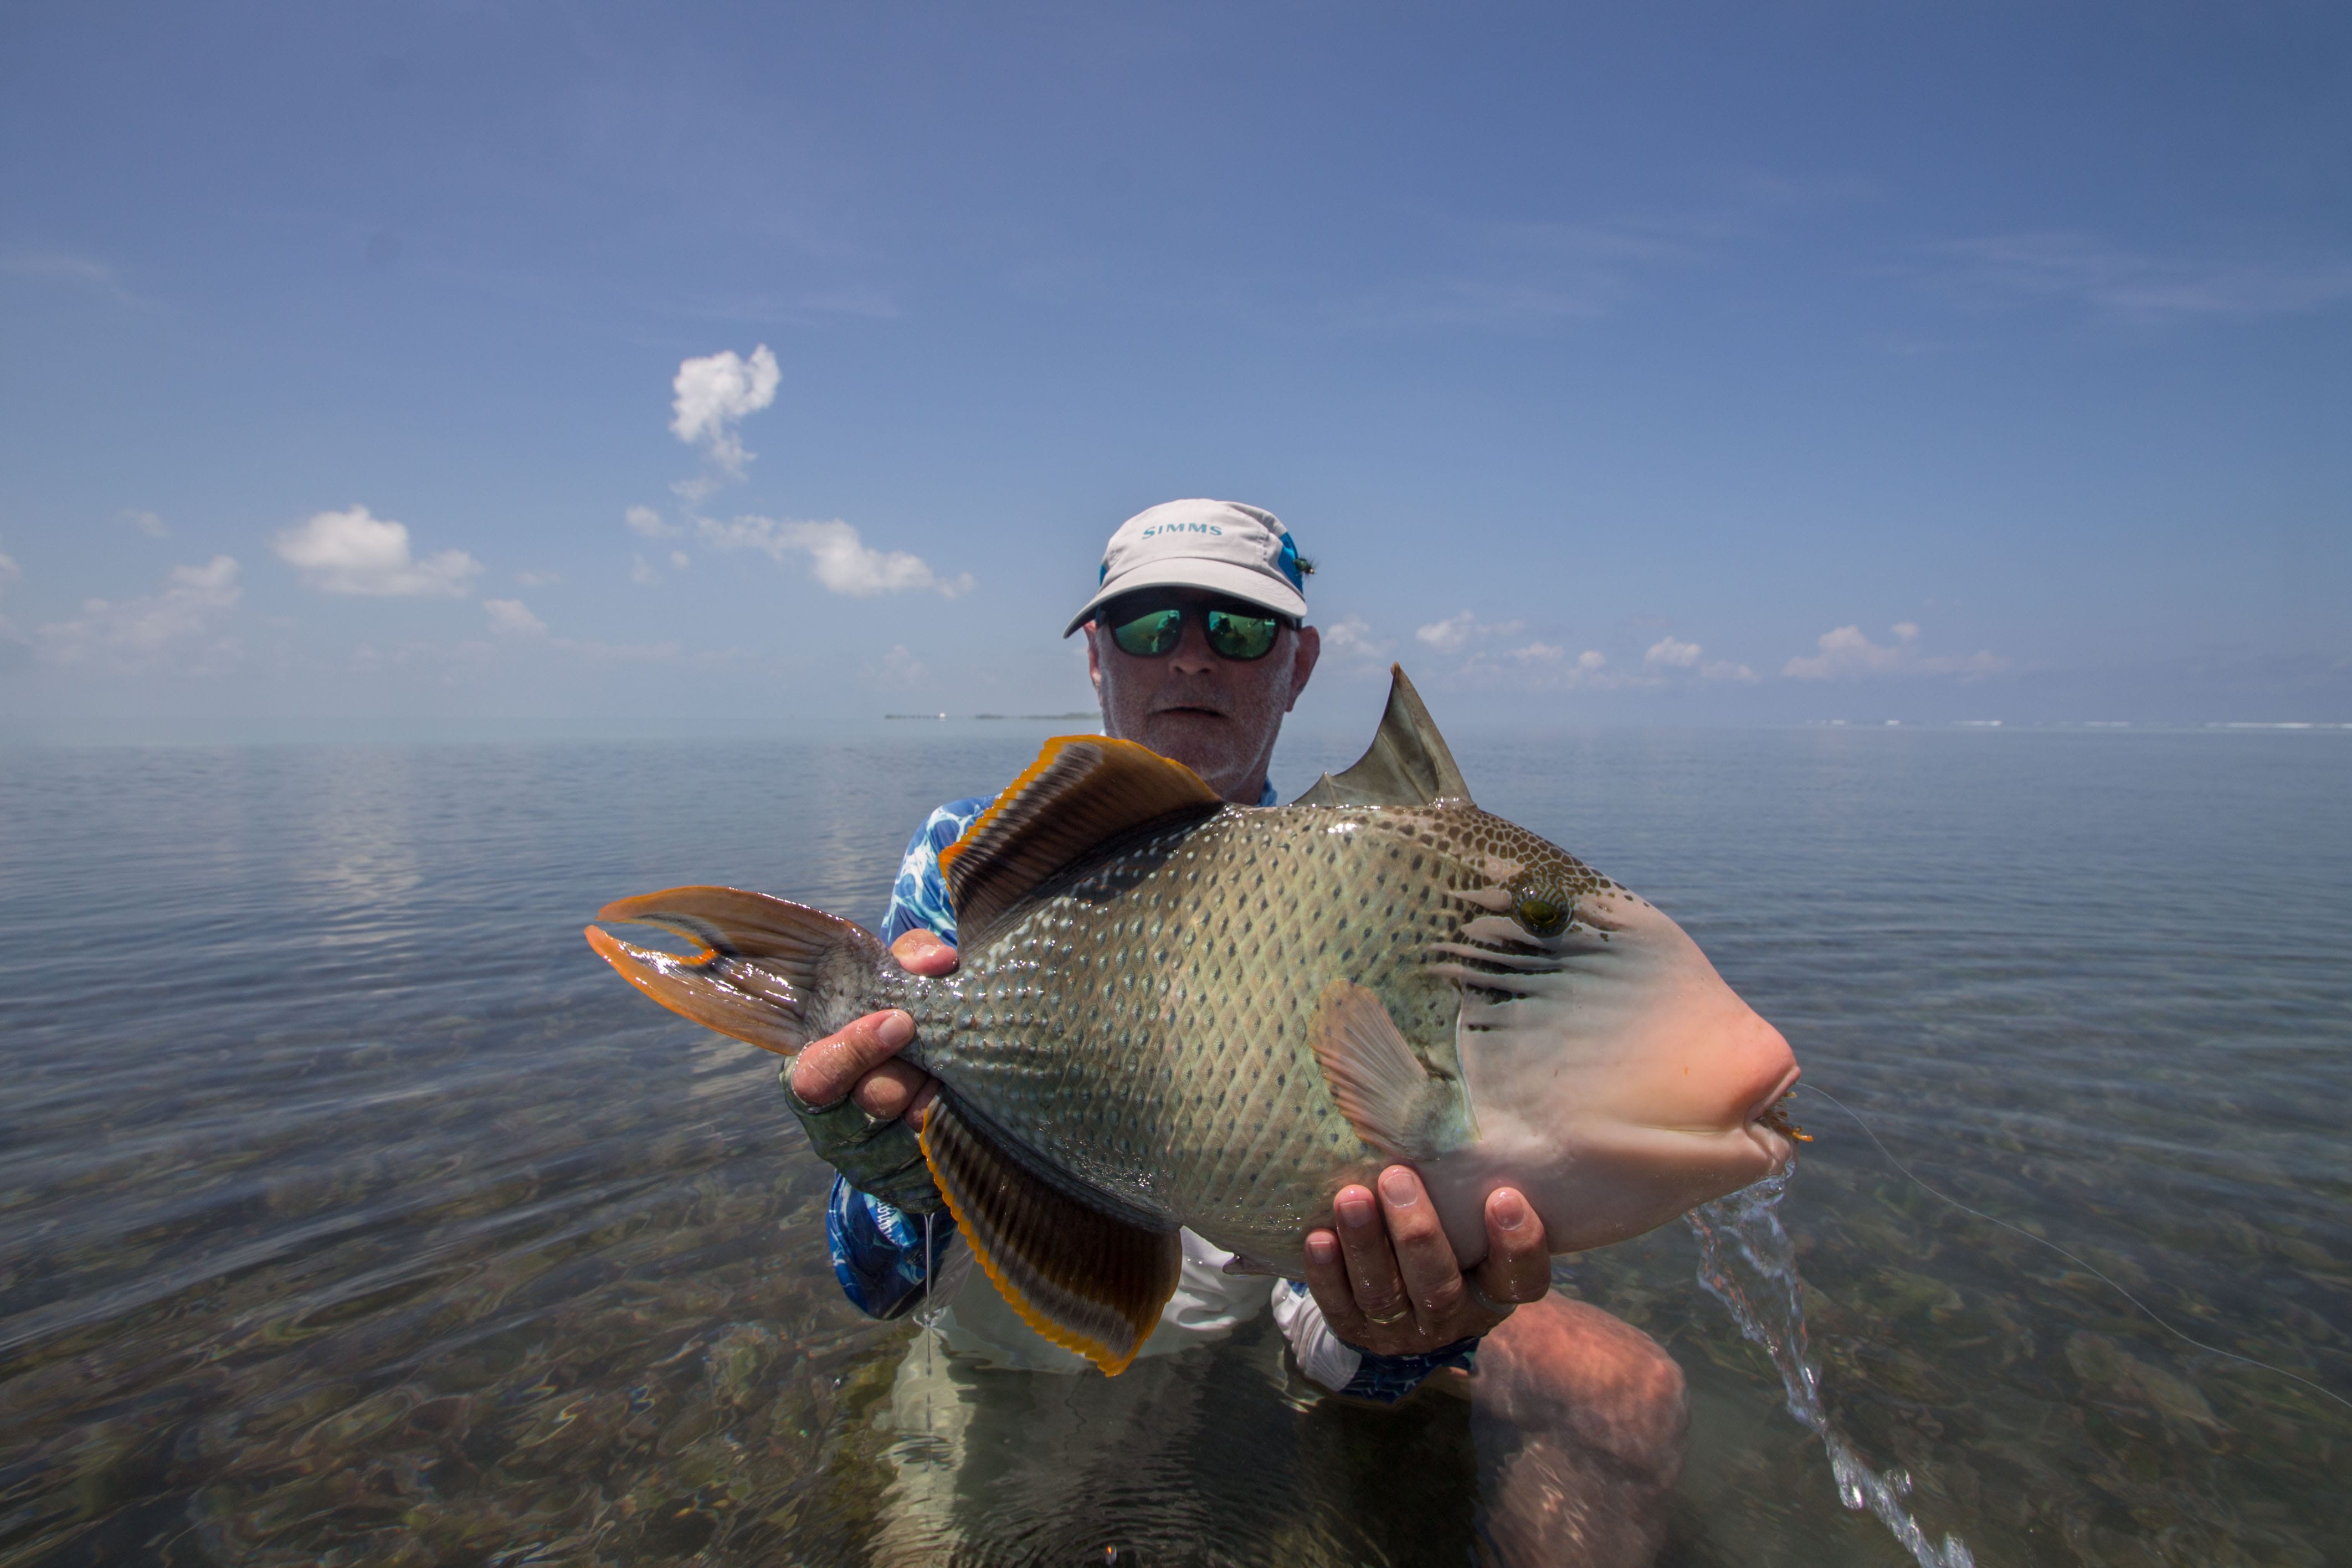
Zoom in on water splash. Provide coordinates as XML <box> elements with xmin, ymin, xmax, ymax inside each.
<box><xmin>1687</xmin><ymin>1170</ymin><xmax>1976</xmax><ymax>1568</ymax></box>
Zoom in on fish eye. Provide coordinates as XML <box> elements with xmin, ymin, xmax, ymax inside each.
<box><xmin>1512</xmin><ymin>893</ymin><xmax>1570</xmax><ymax>938</ymax></box>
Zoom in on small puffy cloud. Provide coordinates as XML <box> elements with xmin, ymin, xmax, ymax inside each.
<box><xmin>630</xmin><ymin>553</ymin><xmax>661</xmax><ymax>587</ymax></box>
<box><xmin>670</xmin><ymin>345</ymin><xmax>779</xmax><ymax>475</ymax></box>
<box><xmin>1460</xmin><ymin>641</ymin><xmax>1617</xmax><ymax>690</ymax></box>
<box><xmin>33</xmin><ymin>556</ymin><xmax>243</xmax><ymax>670</ymax></box>
<box><xmin>1783</xmin><ymin>623</ymin><xmax>2007</xmax><ymax>680</ymax></box>
<box><xmin>122</xmin><ymin>509</ymin><xmax>168</xmax><ymax>537</ymax></box>
<box><xmin>1415</xmin><ymin>610</ymin><xmax>1526</xmax><ymax>652</ymax></box>
<box><xmin>1644</xmin><ymin>635</ymin><xmax>1702</xmax><ymax>668</ymax></box>
<box><xmin>699</xmin><ymin>515</ymin><xmax>974</xmax><ymax>598</ymax></box>
<box><xmin>1701</xmin><ymin>659</ymin><xmax>1760</xmax><ymax>683</ymax></box>
<box><xmin>669</xmin><ymin>550</ymin><xmax>690</xmax><ymax>570</ymax></box>
<box><xmin>0</xmin><ymin>546</ymin><xmax>19</xmax><ymax>592</ymax></box>
<box><xmin>275</xmin><ymin>506</ymin><xmax>482</xmax><ymax>597</ymax></box>
<box><xmin>484</xmin><ymin>598</ymin><xmax>546</xmax><ymax>636</ymax></box>
<box><xmin>625</xmin><ymin>505</ymin><xmax>680</xmax><ymax>539</ymax></box>
<box><xmin>516</xmin><ymin>569</ymin><xmax>561</xmax><ymax>587</ymax></box>
<box><xmin>1322</xmin><ymin>613</ymin><xmax>1391</xmax><ymax>662</ymax></box>
<box><xmin>867</xmin><ymin>643</ymin><xmax>929</xmax><ymax>687</ymax></box>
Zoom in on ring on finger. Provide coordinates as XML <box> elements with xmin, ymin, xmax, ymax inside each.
<box><xmin>1466</xmin><ymin>1278</ymin><xmax>1522</xmax><ymax>1319</ymax></box>
<box><xmin>1364</xmin><ymin>1304</ymin><xmax>1413</xmax><ymax>1326</ymax></box>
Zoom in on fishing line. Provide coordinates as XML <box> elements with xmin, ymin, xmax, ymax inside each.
<box><xmin>1802</xmin><ymin>1083</ymin><xmax>2352</xmax><ymax>1416</ymax></box>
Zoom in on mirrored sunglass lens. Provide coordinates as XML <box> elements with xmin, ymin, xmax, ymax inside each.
<box><xmin>1112</xmin><ymin>608</ymin><xmax>1183</xmax><ymax>655</ymax></box>
<box><xmin>1205</xmin><ymin>610</ymin><xmax>1279</xmax><ymax>660</ymax></box>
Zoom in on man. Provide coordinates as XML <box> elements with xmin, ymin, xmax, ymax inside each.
<box><xmin>788</xmin><ymin>500</ymin><xmax>1688</xmax><ymax>1564</ymax></box>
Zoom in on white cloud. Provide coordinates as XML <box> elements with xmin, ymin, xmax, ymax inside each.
<box><xmin>670</xmin><ymin>345</ymin><xmax>779</xmax><ymax>475</ymax></box>
<box><xmin>1645</xmin><ymin>635</ymin><xmax>1702</xmax><ymax>668</ymax></box>
<box><xmin>1457</xmin><ymin>641</ymin><xmax>1621</xmax><ymax>690</ymax></box>
<box><xmin>697</xmin><ymin>515</ymin><xmax>974</xmax><ymax>598</ymax></box>
<box><xmin>32</xmin><ymin>556</ymin><xmax>243</xmax><ymax>670</ymax></box>
<box><xmin>122</xmin><ymin>509</ymin><xmax>168</xmax><ymax>538</ymax></box>
<box><xmin>0</xmin><ymin>248</ymin><xmax>155</xmax><ymax>309</ymax></box>
<box><xmin>516</xmin><ymin>569</ymin><xmax>561</xmax><ymax>587</ymax></box>
<box><xmin>275</xmin><ymin>506</ymin><xmax>482</xmax><ymax>597</ymax></box>
<box><xmin>1701</xmin><ymin>659</ymin><xmax>1760</xmax><ymax>683</ymax></box>
<box><xmin>1415</xmin><ymin>610</ymin><xmax>1526</xmax><ymax>652</ymax></box>
<box><xmin>630</xmin><ymin>553</ymin><xmax>661</xmax><ymax>587</ymax></box>
<box><xmin>868</xmin><ymin>643</ymin><xmax>929</xmax><ymax>687</ymax></box>
<box><xmin>0</xmin><ymin>547</ymin><xmax>19</xmax><ymax>592</ymax></box>
<box><xmin>1783</xmin><ymin>623</ymin><xmax>2007</xmax><ymax>681</ymax></box>
<box><xmin>484</xmin><ymin>598</ymin><xmax>546</xmax><ymax>636</ymax></box>
<box><xmin>669</xmin><ymin>550</ymin><xmax>690</xmax><ymax>570</ymax></box>
<box><xmin>1322</xmin><ymin>613</ymin><xmax>1392</xmax><ymax>662</ymax></box>
<box><xmin>625</xmin><ymin>505</ymin><xmax>680</xmax><ymax>539</ymax></box>
<box><xmin>1929</xmin><ymin>233</ymin><xmax>2352</xmax><ymax>322</ymax></box>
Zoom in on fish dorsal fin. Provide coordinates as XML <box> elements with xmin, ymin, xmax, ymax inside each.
<box><xmin>942</xmin><ymin>735</ymin><xmax>1225</xmax><ymax>940</ymax></box>
<box><xmin>1290</xmin><ymin>665</ymin><xmax>1473</xmax><ymax>808</ymax></box>
<box><xmin>920</xmin><ymin>1093</ymin><xmax>1183</xmax><ymax>1376</ymax></box>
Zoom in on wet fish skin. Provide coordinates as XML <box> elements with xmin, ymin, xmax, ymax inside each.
<box><xmin>879</xmin><ymin>798</ymin><xmax>1611</xmax><ymax>1264</ymax></box>
<box><xmin>589</xmin><ymin>667</ymin><xmax>1798</xmax><ymax>1369</ymax></box>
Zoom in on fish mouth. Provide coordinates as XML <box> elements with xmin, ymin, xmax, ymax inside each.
<box><xmin>1747</xmin><ymin>1063</ymin><xmax>1806</xmax><ymax>1163</ymax></box>
<box><xmin>1747</xmin><ymin>1062</ymin><xmax>1802</xmax><ymax>1128</ymax></box>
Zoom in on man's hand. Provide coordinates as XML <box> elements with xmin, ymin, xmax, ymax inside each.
<box><xmin>789</xmin><ymin>929</ymin><xmax>957</xmax><ymax>1125</ymax></box>
<box><xmin>1302</xmin><ymin>1168</ymin><xmax>1552</xmax><ymax>1358</ymax></box>
<box><xmin>780</xmin><ymin>930</ymin><xmax>957</xmax><ymax>1210</ymax></box>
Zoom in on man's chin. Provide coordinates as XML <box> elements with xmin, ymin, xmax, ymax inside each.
<box><xmin>1138</xmin><ymin>711</ymin><xmax>1236</xmax><ymax>777</ymax></box>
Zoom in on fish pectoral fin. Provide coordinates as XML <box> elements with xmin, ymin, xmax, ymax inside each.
<box><xmin>940</xmin><ymin>736</ymin><xmax>1224</xmax><ymax>943</ymax></box>
<box><xmin>1289</xmin><ymin>666</ymin><xmax>1475</xmax><ymax>808</ymax></box>
<box><xmin>920</xmin><ymin>1094</ymin><xmax>1182</xmax><ymax>1377</ymax></box>
<box><xmin>586</xmin><ymin>886</ymin><xmax>884</xmax><ymax>1055</ymax></box>
<box><xmin>1307</xmin><ymin>979</ymin><xmax>1472</xmax><ymax>1162</ymax></box>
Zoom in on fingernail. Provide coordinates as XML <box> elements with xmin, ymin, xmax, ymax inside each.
<box><xmin>877</xmin><ymin>1011</ymin><xmax>913</xmax><ymax>1048</ymax></box>
<box><xmin>1336</xmin><ymin>1190</ymin><xmax>1375</xmax><ymax>1227</ymax></box>
<box><xmin>1306</xmin><ymin>1233</ymin><xmax>1338</xmax><ymax>1264</ymax></box>
<box><xmin>1490</xmin><ymin>1189</ymin><xmax>1527</xmax><ymax>1227</ymax></box>
<box><xmin>1378</xmin><ymin>1168</ymin><xmax>1419</xmax><ymax>1206</ymax></box>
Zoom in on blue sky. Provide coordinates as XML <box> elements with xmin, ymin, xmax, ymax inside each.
<box><xmin>2</xmin><ymin>1</ymin><xmax>2345</xmax><ymax>740</ymax></box>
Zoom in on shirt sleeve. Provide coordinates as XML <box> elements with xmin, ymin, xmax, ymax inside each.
<box><xmin>827</xmin><ymin>1176</ymin><xmax>959</xmax><ymax>1321</ymax></box>
<box><xmin>879</xmin><ymin>797</ymin><xmax>989</xmax><ymax>945</ymax></box>
<box><xmin>829</xmin><ymin>797</ymin><xmax>989</xmax><ymax>1320</ymax></box>
<box><xmin>1271</xmin><ymin>1279</ymin><xmax>1482</xmax><ymax>1403</ymax></box>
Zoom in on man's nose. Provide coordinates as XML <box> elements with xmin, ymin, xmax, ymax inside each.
<box><xmin>1168</xmin><ymin>615</ymin><xmax>1220</xmax><ymax>674</ymax></box>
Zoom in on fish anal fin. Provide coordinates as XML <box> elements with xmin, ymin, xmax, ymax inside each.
<box><xmin>942</xmin><ymin>736</ymin><xmax>1224</xmax><ymax>940</ymax></box>
<box><xmin>919</xmin><ymin>1094</ymin><xmax>1181</xmax><ymax>1377</ymax></box>
<box><xmin>1290</xmin><ymin>665</ymin><xmax>1473</xmax><ymax>808</ymax></box>
<box><xmin>1307</xmin><ymin>978</ymin><xmax>1473</xmax><ymax>1162</ymax></box>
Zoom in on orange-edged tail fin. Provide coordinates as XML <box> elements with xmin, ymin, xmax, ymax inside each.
<box><xmin>585</xmin><ymin>885</ymin><xmax>884</xmax><ymax>1055</ymax></box>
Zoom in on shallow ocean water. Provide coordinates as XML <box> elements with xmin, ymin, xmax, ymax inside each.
<box><xmin>2</xmin><ymin>725</ymin><xmax>2346</xmax><ymax>1566</ymax></box>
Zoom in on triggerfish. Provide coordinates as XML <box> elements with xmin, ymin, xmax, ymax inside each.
<box><xmin>587</xmin><ymin>667</ymin><xmax>1800</xmax><ymax>1375</ymax></box>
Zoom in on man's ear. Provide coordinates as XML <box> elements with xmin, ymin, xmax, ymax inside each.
<box><xmin>1084</xmin><ymin>621</ymin><xmax>1104</xmax><ymax>696</ymax></box>
<box><xmin>1285</xmin><ymin>624</ymin><xmax>1322</xmax><ymax>712</ymax></box>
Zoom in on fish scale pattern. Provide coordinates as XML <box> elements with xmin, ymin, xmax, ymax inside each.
<box><xmin>893</xmin><ymin>800</ymin><xmax>1616</xmax><ymax>1264</ymax></box>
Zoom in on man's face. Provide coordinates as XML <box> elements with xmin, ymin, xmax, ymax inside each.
<box><xmin>1086</xmin><ymin>588</ymin><xmax>1322</xmax><ymax>804</ymax></box>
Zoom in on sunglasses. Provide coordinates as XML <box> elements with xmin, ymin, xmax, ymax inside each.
<box><xmin>1107</xmin><ymin>600</ymin><xmax>1290</xmax><ymax>662</ymax></box>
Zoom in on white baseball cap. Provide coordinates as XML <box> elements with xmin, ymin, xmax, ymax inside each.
<box><xmin>1063</xmin><ymin>499</ymin><xmax>1309</xmax><ymax>636</ymax></box>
